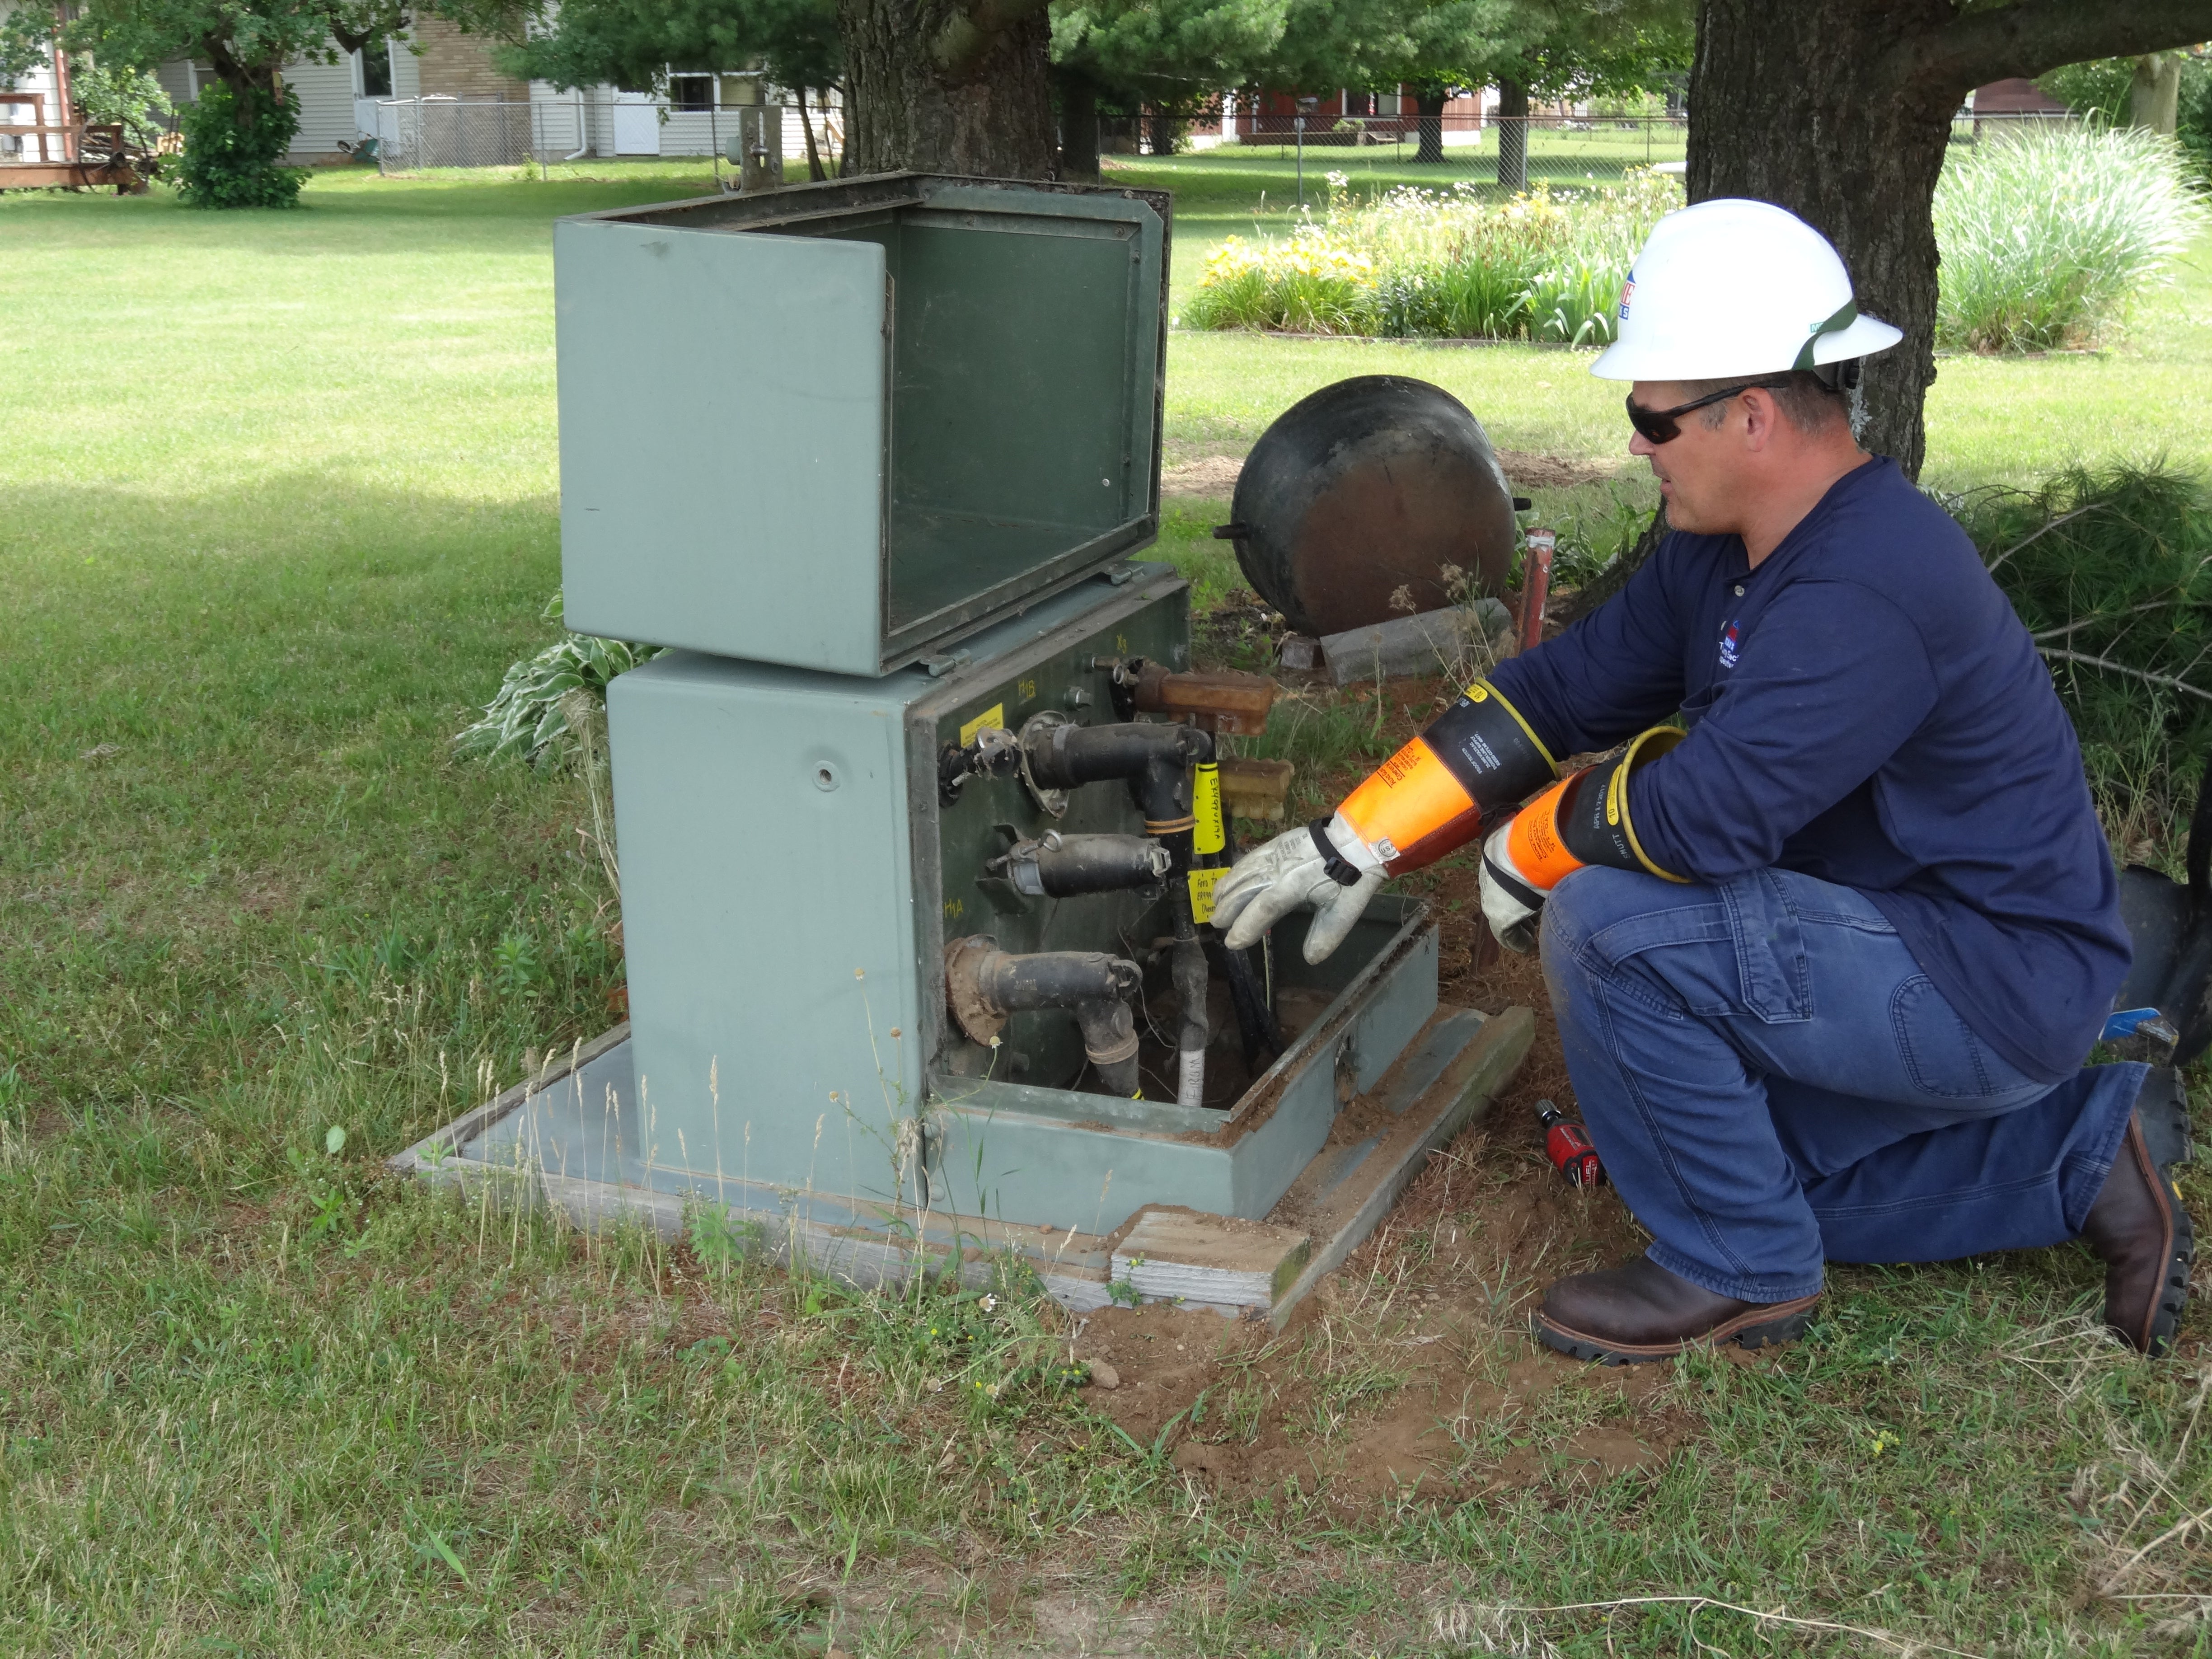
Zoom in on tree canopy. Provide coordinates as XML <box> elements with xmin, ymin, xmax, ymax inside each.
<box><xmin>497</xmin><ymin>0</ymin><xmax>841</xmax><ymax>98</ymax></box>
<box><xmin>479</xmin><ymin>0</ymin><xmax>1688</xmax><ymax>178</ymax></box>
<box><xmin>1269</xmin><ymin>0</ymin><xmax>1687</xmax><ymax>103</ymax></box>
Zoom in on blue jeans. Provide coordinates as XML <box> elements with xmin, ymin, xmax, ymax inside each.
<box><xmin>1540</xmin><ymin>866</ymin><xmax>2142</xmax><ymax>1303</ymax></box>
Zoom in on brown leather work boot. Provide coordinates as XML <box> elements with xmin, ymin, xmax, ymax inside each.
<box><xmin>1534</xmin><ymin>1256</ymin><xmax>1820</xmax><ymax>1365</ymax></box>
<box><xmin>2082</xmin><ymin>1109</ymin><xmax>2194</xmax><ymax>1358</ymax></box>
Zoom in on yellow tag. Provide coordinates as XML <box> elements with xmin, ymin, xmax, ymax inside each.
<box><xmin>1192</xmin><ymin>763</ymin><xmax>1225</xmax><ymax>856</ymax></box>
<box><xmin>958</xmin><ymin>704</ymin><xmax>1004</xmax><ymax>747</ymax></box>
<box><xmin>1187</xmin><ymin>866</ymin><xmax>1224</xmax><ymax>923</ymax></box>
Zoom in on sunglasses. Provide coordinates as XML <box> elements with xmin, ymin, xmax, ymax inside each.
<box><xmin>1625</xmin><ymin>378</ymin><xmax>1801</xmax><ymax>445</ymax></box>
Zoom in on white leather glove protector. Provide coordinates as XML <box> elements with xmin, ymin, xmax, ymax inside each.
<box><xmin>1478</xmin><ymin>818</ymin><xmax>1546</xmax><ymax>954</ymax></box>
<box><xmin>1213</xmin><ymin>814</ymin><xmax>1387</xmax><ymax>964</ymax></box>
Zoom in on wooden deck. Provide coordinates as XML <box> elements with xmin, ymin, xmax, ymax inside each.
<box><xmin>1</xmin><ymin>91</ymin><xmax>154</xmax><ymax>193</ymax></box>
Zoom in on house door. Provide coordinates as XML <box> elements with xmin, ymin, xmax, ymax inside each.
<box><xmin>612</xmin><ymin>92</ymin><xmax>661</xmax><ymax>156</ymax></box>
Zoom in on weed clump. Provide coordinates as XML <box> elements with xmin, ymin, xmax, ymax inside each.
<box><xmin>453</xmin><ymin>590</ymin><xmax>661</xmax><ymax>769</ymax></box>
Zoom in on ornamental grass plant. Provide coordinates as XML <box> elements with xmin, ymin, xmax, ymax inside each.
<box><xmin>1182</xmin><ymin>170</ymin><xmax>1680</xmax><ymax>343</ymax></box>
<box><xmin>1935</xmin><ymin>123</ymin><xmax>2207</xmax><ymax>353</ymax></box>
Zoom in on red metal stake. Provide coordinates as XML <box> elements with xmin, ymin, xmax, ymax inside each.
<box><xmin>1518</xmin><ymin>529</ymin><xmax>1555</xmax><ymax>655</ymax></box>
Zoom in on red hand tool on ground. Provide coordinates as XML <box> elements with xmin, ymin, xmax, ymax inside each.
<box><xmin>1537</xmin><ymin>1098</ymin><xmax>1604</xmax><ymax>1188</ymax></box>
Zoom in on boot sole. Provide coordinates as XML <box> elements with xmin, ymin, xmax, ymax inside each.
<box><xmin>2137</xmin><ymin>1066</ymin><xmax>2196</xmax><ymax>1172</ymax></box>
<box><xmin>1532</xmin><ymin>1293</ymin><xmax>1822</xmax><ymax>1366</ymax></box>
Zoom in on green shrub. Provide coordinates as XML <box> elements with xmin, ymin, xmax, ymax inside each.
<box><xmin>1933</xmin><ymin>123</ymin><xmax>2206</xmax><ymax>352</ymax></box>
<box><xmin>175</xmin><ymin>83</ymin><xmax>308</xmax><ymax>209</ymax></box>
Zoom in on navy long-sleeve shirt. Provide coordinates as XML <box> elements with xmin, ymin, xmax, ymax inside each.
<box><xmin>1490</xmin><ymin>456</ymin><xmax>2129</xmax><ymax>1083</ymax></box>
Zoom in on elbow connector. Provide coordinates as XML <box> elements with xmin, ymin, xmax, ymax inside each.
<box><xmin>984</xmin><ymin>832</ymin><xmax>1173</xmax><ymax>898</ymax></box>
<box><xmin>943</xmin><ymin>936</ymin><xmax>1145</xmax><ymax>1098</ymax></box>
<box><xmin>1020</xmin><ymin>720</ymin><xmax>1215</xmax><ymax>830</ymax></box>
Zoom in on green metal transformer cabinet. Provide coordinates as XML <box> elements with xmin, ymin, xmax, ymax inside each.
<box><xmin>413</xmin><ymin>174</ymin><xmax>1527</xmax><ymax>1314</ymax></box>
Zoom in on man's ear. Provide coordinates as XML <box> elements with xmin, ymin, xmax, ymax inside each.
<box><xmin>1737</xmin><ymin>386</ymin><xmax>1781</xmax><ymax>452</ymax></box>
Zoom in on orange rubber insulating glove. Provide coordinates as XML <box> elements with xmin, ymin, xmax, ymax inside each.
<box><xmin>1335</xmin><ymin>680</ymin><xmax>1560</xmax><ymax>874</ymax></box>
<box><xmin>1213</xmin><ymin>680</ymin><xmax>1559</xmax><ymax>965</ymax></box>
<box><xmin>1481</xmin><ymin>726</ymin><xmax>1688</xmax><ymax>952</ymax></box>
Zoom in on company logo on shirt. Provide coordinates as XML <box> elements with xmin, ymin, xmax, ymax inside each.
<box><xmin>1718</xmin><ymin>620</ymin><xmax>1741</xmax><ymax>669</ymax></box>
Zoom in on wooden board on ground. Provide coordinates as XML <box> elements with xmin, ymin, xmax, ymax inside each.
<box><xmin>1113</xmin><ymin>1209</ymin><xmax>1312</xmax><ymax>1313</ymax></box>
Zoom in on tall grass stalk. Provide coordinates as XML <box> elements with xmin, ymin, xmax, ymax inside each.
<box><xmin>1935</xmin><ymin>123</ymin><xmax>2208</xmax><ymax>353</ymax></box>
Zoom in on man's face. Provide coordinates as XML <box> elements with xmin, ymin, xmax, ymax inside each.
<box><xmin>1626</xmin><ymin>380</ymin><xmax>1738</xmax><ymax>535</ymax></box>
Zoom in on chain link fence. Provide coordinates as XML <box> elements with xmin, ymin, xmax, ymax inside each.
<box><xmin>370</xmin><ymin>96</ymin><xmax>843</xmax><ymax>173</ymax></box>
<box><xmin>362</xmin><ymin>97</ymin><xmax>2078</xmax><ymax>181</ymax></box>
<box><xmin>1100</xmin><ymin>108</ymin><xmax>2081</xmax><ymax>196</ymax></box>
<box><xmin>1106</xmin><ymin>113</ymin><xmax>1687</xmax><ymax>183</ymax></box>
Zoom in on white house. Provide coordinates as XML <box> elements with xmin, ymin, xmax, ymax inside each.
<box><xmin>150</xmin><ymin>25</ymin><xmax>832</xmax><ymax>166</ymax></box>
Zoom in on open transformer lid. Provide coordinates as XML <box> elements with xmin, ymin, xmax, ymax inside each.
<box><xmin>554</xmin><ymin>173</ymin><xmax>1172</xmax><ymax>677</ymax></box>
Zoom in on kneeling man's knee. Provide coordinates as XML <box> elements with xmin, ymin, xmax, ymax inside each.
<box><xmin>1540</xmin><ymin>864</ymin><xmax>1675</xmax><ymax>959</ymax></box>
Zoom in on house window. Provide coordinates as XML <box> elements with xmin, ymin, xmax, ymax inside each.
<box><xmin>358</xmin><ymin>38</ymin><xmax>393</xmax><ymax>97</ymax></box>
<box><xmin>668</xmin><ymin>74</ymin><xmax>714</xmax><ymax>112</ymax></box>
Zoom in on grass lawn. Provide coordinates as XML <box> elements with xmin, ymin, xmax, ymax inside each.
<box><xmin>1</xmin><ymin>165</ymin><xmax>2207</xmax><ymax>1655</ymax></box>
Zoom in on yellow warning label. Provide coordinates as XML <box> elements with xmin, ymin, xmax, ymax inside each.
<box><xmin>1192</xmin><ymin>763</ymin><xmax>1226</xmax><ymax>856</ymax></box>
<box><xmin>1187</xmin><ymin>866</ymin><xmax>1225</xmax><ymax>924</ymax></box>
<box><xmin>958</xmin><ymin>704</ymin><xmax>1004</xmax><ymax>747</ymax></box>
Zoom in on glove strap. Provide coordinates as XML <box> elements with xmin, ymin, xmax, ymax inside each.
<box><xmin>1309</xmin><ymin>819</ymin><xmax>1362</xmax><ymax>886</ymax></box>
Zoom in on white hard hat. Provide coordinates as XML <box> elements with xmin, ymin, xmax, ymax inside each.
<box><xmin>1589</xmin><ymin>198</ymin><xmax>1902</xmax><ymax>382</ymax></box>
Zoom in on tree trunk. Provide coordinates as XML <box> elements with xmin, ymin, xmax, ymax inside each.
<box><xmin>1495</xmin><ymin>78</ymin><xmax>1528</xmax><ymax>192</ymax></box>
<box><xmin>838</xmin><ymin>0</ymin><xmax>1056</xmax><ymax>178</ymax></box>
<box><xmin>1056</xmin><ymin>71</ymin><xmax>1098</xmax><ymax>179</ymax></box>
<box><xmin>1690</xmin><ymin>1</ymin><xmax>1954</xmax><ymax>478</ymax></box>
<box><xmin>1412</xmin><ymin>85</ymin><xmax>1446</xmax><ymax>163</ymax></box>
<box><xmin>1691</xmin><ymin>0</ymin><xmax>2212</xmax><ymax>482</ymax></box>
<box><xmin>797</xmin><ymin>86</ymin><xmax>827</xmax><ymax>180</ymax></box>
<box><xmin>2131</xmin><ymin>52</ymin><xmax>2181</xmax><ymax>134</ymax></box>
<box><xmin>1146</xmin><ymin>108</ymin><xmax>1178</xmax><ymax>155</ymax></box>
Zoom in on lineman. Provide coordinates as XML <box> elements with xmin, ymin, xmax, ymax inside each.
<box><xmin>1212</xmin><ymin>198</ymin><xmax>2195</xmax><ymax>1362</ymax></box>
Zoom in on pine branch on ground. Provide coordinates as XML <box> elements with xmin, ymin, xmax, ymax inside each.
<box><xmin>1951</xmin><ymin>462</ymin><xmax>2212</xmax><ymax>864</ymax></box>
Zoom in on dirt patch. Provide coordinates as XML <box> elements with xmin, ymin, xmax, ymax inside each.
<box><xmin>1161</xmin><ymin>455</ymin><xmax>1249</xmax><ymax>500</ymax></box>
<box><xmin>1071</xmin><ymin>1229</ymin><xmax>1695</xmax><ymax>1517</ymax></box>
<box><xmin>1493</xmin><ymin>449</ymin><xmax>1635</xmax><ymax>490</ymax></box>
<box><xmin>1160</xmin><ymin>449</ymin><xmax>1631</xmax><ymax>501</ymax></box>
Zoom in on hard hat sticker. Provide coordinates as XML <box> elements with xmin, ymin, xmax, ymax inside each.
<box><xmin>1617</xmin><ymin>277</ymin><xmax>1635</xmax><ymax>320</ymax></box>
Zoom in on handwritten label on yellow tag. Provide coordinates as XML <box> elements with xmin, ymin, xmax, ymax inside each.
<box><xmin>1192</xmin><ymin>764</ymin><xmax>1225</xmax><ymax>856</ymax></box>
<box><xmin>958</xmin><ymin>704</ymin><xmax>1004</xmax><ymax>747</ymax></box>
<box><xmin>1187</xmin><ymin>867</ymin><xmax>1225</xmax><ymax>924</ymax></box>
